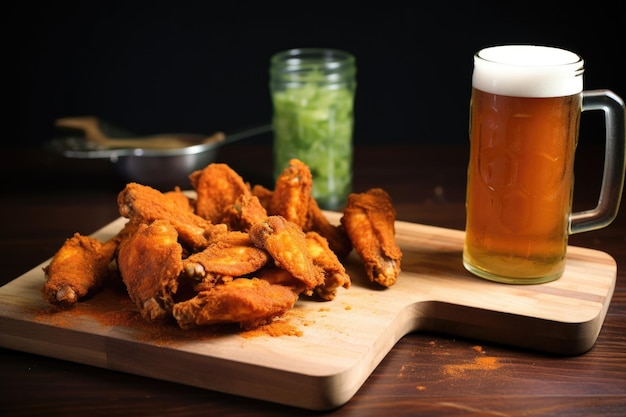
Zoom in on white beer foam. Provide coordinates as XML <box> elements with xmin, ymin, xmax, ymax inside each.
<box><xmin>473</xmin><ymin>45</ymin><xmax>584</xmax><ymax>97</ymax></box>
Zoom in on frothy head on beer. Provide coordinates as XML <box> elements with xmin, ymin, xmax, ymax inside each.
<box><xmin>473</xmin><ymin>45</ymin><xmax>584</xmax><ymax>98</ymax></box>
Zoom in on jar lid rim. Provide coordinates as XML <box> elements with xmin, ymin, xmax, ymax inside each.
<box><xmin>271</xmin><ymin>48</ymin><xmax>355</xmax><ymax>66</ymax></box>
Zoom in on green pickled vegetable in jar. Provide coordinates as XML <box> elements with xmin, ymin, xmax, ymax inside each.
<box><xmin>270</xmin><ymin>48</ymin><xmax>357</xmax><ymax>210</ymax></box>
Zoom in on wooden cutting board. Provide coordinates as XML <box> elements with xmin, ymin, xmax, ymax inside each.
<box><xmin>0</xmin><ymin>213</ymin><xmax>616</xmax><ymax>410</ymax></box>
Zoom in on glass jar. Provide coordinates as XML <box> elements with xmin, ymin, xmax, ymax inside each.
<box><xmin>269</xmin><ymin>48</ymin><xmax>357</xmax><ymax>210</ymax></box>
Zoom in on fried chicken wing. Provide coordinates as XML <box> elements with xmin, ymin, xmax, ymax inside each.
<box><xmin>267</xmin><ymin>159</ymin><xmax>352</xmax><ymax>258</ymax></box>
<box><xmin>269</xmin><ymin>159</ymin><xmax>313</xmax><ymax>227</ymax></box>
<box><xmin>304</xmin><ymin>197</ymin><xmax>353</xmax><ymax>260</ymax></box>
<box><xmin>340</xmin><ymin>188</ymin><xmax>402</xmax><ymax>287</ymax></box>
<box><xmin>305</xmin><ymin>231</ymin><xmax>350</xmax><ymax>301</ymax></box>
<box><xmin>182</xmin><ymin>230</ymin><xmax>269</xmax><ymax>290</ymax></box>
<box><xmin>189</xmin><ymin>163</ymin><xmax>251</xmax><ymax>224</ymax></box>
<box><xmin>254</xmin><ymin>265</ymin><xmax>308</xmax><ymax>293</ymax></box>
<box><xmin>249</xmin><ymin>216</ymin><xmax>324</xmax><ymax>294</ymax></box>
<box><xmin>251</xmin><ymin>184</ymin><xmax>274</xmax><ymax>209</ymax></box>
<box><xmin>172</xmin><ymin>277</ymin><xmax>298</xmax><ymax>329</ymax></box>
<box><xmin>220</xmin><ymin>193</ymin><xmax>268</xmax><ymax>232</ymax></box>
<box><xmin>117</xmin><ymin>220</ymin><xmax>184</xmax><ymax>322</ymax></box>
<box><xmin>250</xmin><ymin>231</ymin><xmax>349</xmax><ymax>298</ymax></box>
<box><xmin>42</xmin><ymin>233</ymin><xmax>117</xmax><ymax>307</ymax></box>
<box><xmin>164</xmin><ymin>186</ymin><xmax>195</xmax><ymax>213</ymax></box>
<box><xmin>117</xmin><ymin>182</ymin><xmax>226</xmax><ymax>250</ymax></box>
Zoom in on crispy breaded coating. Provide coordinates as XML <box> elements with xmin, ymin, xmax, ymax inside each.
<box><xmin>182</xmin><ymin>231</ymin><xmax>269</xmax><ymax>284</ymax></box>
<box><xmin>249</xmin><ymin>216</ymin><xmax>324</xmax><ymax>294</ymax></box>
<box><xmin>341</xmin><ymin>188</ymin><xmax>402</xmax><ymax>287</ymax></box>
<box><xmin>42</xmin><ymin>233</ymin><xmax>117</xmax><ymax>307</ymax></box>
<box><xmin>303</xmin><ymin>197</ymin><xmax>353</xmax><ymax>260</ymax></box>
<box><xmin>163</xmin><ymin>186</ymin><xmax>195</xmax><ymax>213</ymax></box>
<box><xmin>189</xmin><ymin>163</ymin><xmax>251</xmax><ymax>224</ymax></box>
<box><xmin>220</xmin><ymin>193</ymin><xmax>268</xmax><ymax>232</ymax></box>
<box><xmin>268</xmin><ymin>159</ymin><xmax>313</xmax><ymax>228</ymax></box>
<box><xmin>305</xmin><ymin>231</ymin><xmax>350</xmax><ymax>301</ymax></box>
<box><xmin>253</xmin><ymin>265</ymin><xmax>308</xmax><ymax>294</ymax></box>
<box><xmin>117</xmin><ymin>220</ymin><xmax>184</xmax><ymax>322</ymax></box>
<box><xmin>172</xmin><ymin>277</ymin><xmax>298</xmax><ymax>330</ymax></box>
<box><xmin>267</xmin><ymin>159</ymin><xmax>352</xmax><ymax>259</ymax></box>
<box><xmin>251</xmin><ymin>184</ymin><xmax>274</xmax><ymax>209</ymax></box>
<box><xmin>117</xmin><ymin>182</ymin><xmax>226</xmax><ymax>251</ymax></box>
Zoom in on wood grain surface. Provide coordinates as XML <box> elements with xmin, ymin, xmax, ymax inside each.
<box><xmin>0</xmin><ymin>211</ymin><xmax>616</xmax><ymax>410</ymax></box>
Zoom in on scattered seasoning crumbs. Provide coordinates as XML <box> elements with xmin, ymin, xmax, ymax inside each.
<box><xmin>443</xmin><ymin>345</ymin><xmax>501</xmax><ymax>376</ymax></box>
<box><xmin>240</xmin><ymin>320</ymin><xmax>303</xmax><ymax>338</ymax></box>
<box><xmin>34</xmin><ymin>284</ymin><xmax>305</xmax><ymax>344</ymax></box>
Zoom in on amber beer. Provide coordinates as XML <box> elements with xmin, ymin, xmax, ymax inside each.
<box><xmin>463</xmin><ymin>45</ymin><xmax>584</xmax><ymax>283</ymax></box>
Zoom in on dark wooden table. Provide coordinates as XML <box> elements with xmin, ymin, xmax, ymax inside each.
<box><xmin>1</xmin><ymin>141</ymin><xmax>625</xmax><ymax>416</ymax></box>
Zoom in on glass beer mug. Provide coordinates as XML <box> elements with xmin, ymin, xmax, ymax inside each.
<box><xmin>463</xmin><ymin>45</ymin><xmax>626</xmax><ymax>284</ymax></box>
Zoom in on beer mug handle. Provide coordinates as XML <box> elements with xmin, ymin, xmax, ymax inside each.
<box><xmin>570</xmin><ymin>89</ymin><xmax>626</xmax><ymax>234</ymax></box>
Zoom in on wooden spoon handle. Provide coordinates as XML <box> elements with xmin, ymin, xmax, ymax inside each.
<box><xmin>80</xmin><ymin>135</ymin><xmax>205</xmax><ymax>149</ymax></box>
<box><xmin>55</xmin><ymin>117</ymin><xmax>223</xmax><ymax>150</ymax></box>
<box><xmin>55</xmin><ymin>116</ymin><xmax>107</xmax><ymax>143</ymax></box>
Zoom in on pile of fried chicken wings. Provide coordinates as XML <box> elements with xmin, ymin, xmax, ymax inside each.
<box><xmin>42</xmin><ymin>159</ymin><xmax>402</xmax><ymax>330</ymax></box>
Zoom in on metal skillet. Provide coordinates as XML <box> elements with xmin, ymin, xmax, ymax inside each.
<box><xmin>47</xmin><ymin>117</ymin><xmax>272</xmax><ymax>189</ymax></box>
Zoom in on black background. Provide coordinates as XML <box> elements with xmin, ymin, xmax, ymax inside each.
<box><xmin>8</xmin><ymin>2</ymin><xmax>625</xmax><ymax>146</ymax></box>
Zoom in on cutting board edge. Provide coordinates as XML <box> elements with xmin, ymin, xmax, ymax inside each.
<box><xmin>0</xmin><ymin>215</ymin><xmax>619</xmax><ymax>410</ymax></box>
<box><xmin>413</xmin><ymin>295</ymin><xmax>616</xmax><ymax>355</ymax></box>
<box><xmin>103</xmin><ymin>335</ymin><xmax>375</xmax><ymax>411</ymax></box>
<box><xmin>0</xmin><ymin>317</ymin><xmax>368</xmax><ymax>411</ymax></box>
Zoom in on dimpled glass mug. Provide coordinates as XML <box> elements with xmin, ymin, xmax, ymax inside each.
<box><xmin>463</xmin><ymin>45</ymin><xmax>626</xmax><ymax>284</ymax></box>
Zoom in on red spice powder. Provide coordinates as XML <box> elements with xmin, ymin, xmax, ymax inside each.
<box><xmin>240</xmin><ymin>319</ymin><xmax>303</xmax><ymax>338</ymax></box>
<box><xmin>443</xmin><ymin>356</ymin><xmax>501</xmax><ymax>376</ymax></box>
<box><xmin>443</xmin><ymin>345</ymin><xmax>502</xmax><ymax>376</ymax></box>
<box><xmin>34</xmin><ymin>283</ymin><xmax>303</xmax><ymax>345</ymax></box>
